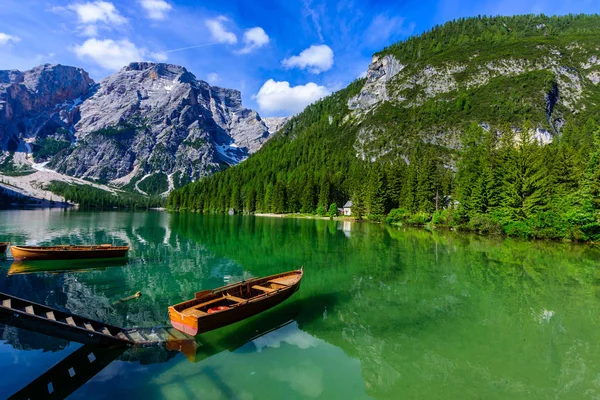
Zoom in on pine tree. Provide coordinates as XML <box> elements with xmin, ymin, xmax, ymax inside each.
<box><xmin>263</xmin><ymin>183</ymin><xmax>274</xmax><ymax>212</ymax></box>
<box><xmin>386</xmin><ymin>161</ymin><xmax>406</xmax><ymax>210</ymax></box>
<box><xmin>352</xmin><ymin>183</ymin><xmax>366</xmax><ymax>220</ymax></box>
<box><xmin>300</xmin><ymin>180</ymin><xmax>316</xmax><ymax>213</ymax></box>
<box><xmin>273</xmin><ymin>181</ymin><xmax>287</xmax><ymax>213</ymax></box>
<box><xmin>583</xmin><ymin>128</ymin><xmax>600</xmax><ymax>210</ymax></box>
<box><xmin>401</xmin><ymin>151</ymin><xmax>419</xmax><ymax>212</ymax></box>
<box><xmin>318</xmin><ymin>178</ymin><xmax>331</xmax><ymax>209</ymax></box>
<box><xmin>498</xmin><ymin>123</ymin><xmax>546</xmax><ymax>219</ymax></box>
<box><xmin>367</xmin><ymin>162</ymin><xmax>387</xmax><ymax>216</ymax></box>
<box><xmin>416</xmin><ymin>150</ymin><xmax>437</xmax><ymax>213</ymax></box>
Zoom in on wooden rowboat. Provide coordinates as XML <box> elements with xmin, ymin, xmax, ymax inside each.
<box><xmin>169</xmin><ymin>268</ymin><xmax>303</xmax><ymax>335</ymax></box>
<box><xmin>0</xmin><ymin>242</ymin><xmax>8</xmax><ymax>255</ymax></box>
<box><xmin>10</xmin><ymin>244</ymin><xmax>129</xmax><ymax>261</ymax></box>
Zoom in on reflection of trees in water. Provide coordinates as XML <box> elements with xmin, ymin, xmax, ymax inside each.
<box><xmin>171</xmin><ymin>215</ymin><xmax>600</xmax><ymax>397</ymax></box>
<box><xmin>3</xmin><ymin>212</ymin><xmax>600</xmax><ymax>398</ymax></box>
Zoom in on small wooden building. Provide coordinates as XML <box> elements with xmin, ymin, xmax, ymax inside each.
<box><xmin>343</xmin><ymin>201</ymin><xmax>352</xmax><ymax>216</ymax></box>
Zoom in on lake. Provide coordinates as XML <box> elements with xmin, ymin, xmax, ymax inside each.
<box><xmin>1</xmin><ymin>210</ymin><xmax>600</xmax><ymax>399</ymax></box>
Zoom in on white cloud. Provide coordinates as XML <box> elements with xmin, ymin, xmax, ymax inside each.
<box><xmin>237</xmin><ymin>27</ymin><xmax>269</xmax><ymax>54</ymax></box>
<box><xmin>206</xmin><ymin>72</ymin><xmax>220</xmax><ymax>84</ymax></box>
<box><xmin>0</xmin><ymin>33</ymin><xmax>20</xmax><ymax>47</ymax></box>
<box><xmin>149</xmin><ymin>51</ymin><xmax>168</xmax><ymax>62</ymax></box>
<box><xmin>138</xmin><ymin>0</ymin><xmax>172</xmax><ymax>20</ymax></box>
<box><xmin>302</xmin><ymin>0</ymin><xmax>323</xmax><ymax>42</ymax></box>
<box><xmin>66</xmin><ymin>1</ymin><xmax>127</xmax><ymax>37</ymax></box>
<box><xmin>282</xmin><ymin>44</ymin><xmax>334</xmax><ymax>74</ymax></box>
<box><xmin>205</xmin><ymin>16</ymin><xmax>237</xmax><ymax>44</ymax></box>
<box><xmin>68</xmin><ymin>1</ymin><xmax>127</xmax><ymax>25</ymax></box>
<box><xmin>72</xmin><ymin>38</ymin><xmax>166</xmax><ymax>70</ymax></box>
<box><xmin>253</xmin><ymin>79</ymin><xmax>330</xmax><ymax>114</ymax></box>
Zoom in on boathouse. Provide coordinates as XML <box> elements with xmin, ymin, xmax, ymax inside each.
<box><xmin>343</xmin><ymin>201</ymin><xmax>352</xmax><ymax>216</ymax></box>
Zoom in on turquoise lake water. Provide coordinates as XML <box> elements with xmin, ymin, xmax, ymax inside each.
<box><xmin>1</xmin><ymin>209</ymin><xmax>600</xmax><ymax>399</ymax></box>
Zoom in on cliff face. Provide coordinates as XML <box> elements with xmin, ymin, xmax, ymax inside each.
<box><xmin>346</xmin><ymin>16</ymin><xmax>600</xmax><ymax>161</ymax></box>
<box><xmin>0</xmin><ymin>64</ymin><xmax>93</xmax><ymax>150</ymax></box>
<box><xmin>0</xmin><ymin>62</ymin><xmax>276</xmax><ymax>194</ymax></box>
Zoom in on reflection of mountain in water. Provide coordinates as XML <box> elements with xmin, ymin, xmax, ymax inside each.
<box><xmin>0</xmin><ymin>211</ymin><xmax>252</xmax><ymax>353</ymax></box>
<box><xmin>0</xmin><ymin>324</ymin><xmax>68</xmax><ymax>352</ymax></box>
<box><xmin>3</xmin><ymin>212</ymin><xmax>600</xmax><ymax>398</ymax></box>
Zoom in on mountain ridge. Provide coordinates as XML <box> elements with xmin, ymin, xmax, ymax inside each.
<box><xmin>0</xmin><ymin>62</ymin><xmax>279</xmax><ymax>198</ymax></box>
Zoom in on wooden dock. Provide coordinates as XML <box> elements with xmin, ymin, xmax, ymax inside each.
<box><xmin>0</xmin><ymin>292</ymin><xmax>192</xmax><ymax>346</ymax></box>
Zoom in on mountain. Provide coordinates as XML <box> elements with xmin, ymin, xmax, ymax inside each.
<box><xmin>0</xmin><ymin>62</ymin><xmax>274</xmax><ymax>197</ymax></box>
<box><xmin>168</xmin><ymin>14</ymin><xmax>600</xmax><ymax>240</ymax></box>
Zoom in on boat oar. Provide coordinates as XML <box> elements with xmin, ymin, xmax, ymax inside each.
<box><xmin>113</xmin><ymin>291</ymin><xmax>142</xmax><ymax>305</ymax></box>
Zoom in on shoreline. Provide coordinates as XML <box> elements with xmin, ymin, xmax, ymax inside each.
<box><xmin>254</xmin><ymin>213</ymin><xmax>353</xmax><ymax>221</ymax></box>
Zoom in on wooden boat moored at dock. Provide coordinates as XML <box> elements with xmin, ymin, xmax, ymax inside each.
<box><xmin>10</xmin><ymin>244</ymin><xmax>129</xmax><ymax>261</ymax></box>
<box><xmin>169</xmin><ymin>268</ymin><xmax>303</xmax><ymax>335</ymax></box>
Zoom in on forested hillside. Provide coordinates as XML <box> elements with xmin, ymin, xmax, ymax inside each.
<box><xmin>168</xmin><ymin>14</ymin><xmax>600</xmax><ymax>240</ymax></box>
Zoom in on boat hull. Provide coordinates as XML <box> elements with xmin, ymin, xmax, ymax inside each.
<box><xmin>169</xmin><ymin>269</ymin><xmax>303</xmax><ymax>335</ymax></box>
<box><xmin>0</xmin><ymin>243</ymin><xmax>8</xmax><ymax>255</ymax></box>
<box><xmin>10</xmin><ymin>245</ymin><xmax>129</xmax><ymax>261</ymax></box>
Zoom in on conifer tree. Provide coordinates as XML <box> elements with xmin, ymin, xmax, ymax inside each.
<box><xmin>367</xmin><ymin>162</ymin><xmax>387</xmax><ymax>216</ymax></box>
<box><xmin>582</xmin><ymin>128</ymin><xmax>600</xmax><ymax>210</ymax></box>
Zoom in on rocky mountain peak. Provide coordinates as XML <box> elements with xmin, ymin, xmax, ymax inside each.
<box><xmin>0</xmin><ymin>61</ymin><xmax>283</xmax><ymax>196</ymax></box>
<box><xmin>22</xmin><ymin>64</ymin><xmax>93</xmax><ymax>101</ymax></box>
<box><xmin>122</xmin><ymin>62</ymin><xmax>193</xmax><ymax>82</ymax></box>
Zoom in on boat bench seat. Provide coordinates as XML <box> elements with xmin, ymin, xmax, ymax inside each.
<box><xmin>186</xmin><ymin>297</ymin><xmax>223</xmax><ymax>313</ymax></box>
<box><xmin>253</xmin><ymin>285</ymin><xmax>275</xmax><ymax>293</ymax></box>
<box><xmin>182</xmin><ymin>309</ymin><xmax>208</xmax><ymax>317</ymax></box>
<box><xmin>269</xmin><ymin>283</ymin><xmax>287</xmax><ymax>290</ymax></box>
<box><xmin>225</xmin><ymin>294</ymin><xmax>246</xmax><ymax>303</ymax></box>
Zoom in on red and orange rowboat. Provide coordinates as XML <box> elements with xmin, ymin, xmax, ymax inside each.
<box><xmin>169</xmin><ymin>268</ymin><xmax>303</xmax><ymax>336</ymax></box>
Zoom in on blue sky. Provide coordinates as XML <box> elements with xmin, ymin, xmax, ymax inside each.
<box><xmin>0</xmin><ymin>0</ymin><xmax>598</xmax><ymax>116</ymax></box>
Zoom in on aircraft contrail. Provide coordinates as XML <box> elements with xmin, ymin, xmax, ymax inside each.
<box><xmin>164</xmin><ymin>42</ymin><xmax>221</xmax><ymax>53</ymax></box>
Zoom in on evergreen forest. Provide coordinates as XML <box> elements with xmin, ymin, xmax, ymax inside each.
<box><xmin>167</xmin><ymin>14</ymin><xmax>600</xmax><ymax>241</ymax></box>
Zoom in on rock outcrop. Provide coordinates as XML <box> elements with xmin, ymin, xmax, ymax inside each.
<box><xmin>0</xmin><ymin>64</ymin><xmax>93</xmax><ymax>150</ymax></box>
<box><xmin>263</xmin><ymin>116</ymin><xmax>291</xmax><ymax>135</ymax></box>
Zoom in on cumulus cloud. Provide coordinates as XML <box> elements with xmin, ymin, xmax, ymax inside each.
<box><xmin>66</xmin><ymin>1</ymin><xmax>127</xmax><ymax>37</ymax></box>
<box><xmin>69</xmin><ymin>1</ymin><xmax>127</xmax><ymax>25</ymax></box>
<box><xmin>281</xmin><ymin>44</ymin><xmax>334</xmax><ymax>74</ymax></box>
<box><xmin>253</xmin><ymin>79</ymin><xmax>330</xmax><ymax>114</ymax></box>
<box><xmin>206</xmin><ymin>72</ymin><xmax>220</xmax><ymax>84</ymax></box>
<box><xmin>237</xmin><ymin>27</ymin><xmax>269</xmax><ymax>54</ymax></box>
<box><xmin>0</xmin><ymin>33</ymin><xmax>20</xmax><ymax>47</ymax></box>
<box><xmin>205</xmin><ymin>16</ymin><xmax>237</xmax><ymax>44</ymax></box>
<box><xmin>138</xmin><ymin>0</ymin><xmax>172</xmax><ymax>20</ymax></box>
<box><xmin>72</xmin><ymin>38</ymin><xmax>166</xmax><ymax>69</ymax></box>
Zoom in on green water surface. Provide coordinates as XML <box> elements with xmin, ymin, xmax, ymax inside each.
<box><xmin>1</xmin><ymin>209</ymin><xmax>600</xmax><ymax>399</ymax></box>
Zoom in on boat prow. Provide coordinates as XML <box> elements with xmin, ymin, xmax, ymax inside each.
<box><xmin>168</xmin><ymin>268</ymin><xmax>303</xmax><ymax>335</ymax></box>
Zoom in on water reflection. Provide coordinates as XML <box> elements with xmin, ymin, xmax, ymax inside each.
<box><xmin>6</xmin><ymin>301</ymin><xmax>355</xmax><ymax>399</ymax></box>
<box><xmin>7</xmin><ymin>259</ymin><xmax>129</xmax><ymax>275</ymax></box>
<box><xmin>2</xmin><ymin>211</ymin><xmax>600</xmax><ymax>398</ymax></box>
